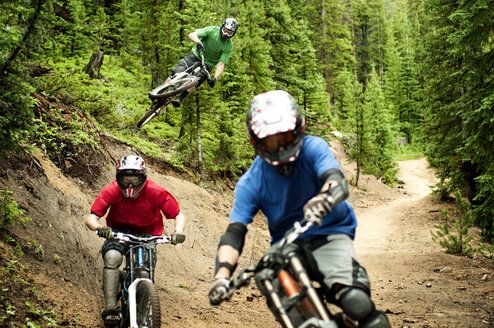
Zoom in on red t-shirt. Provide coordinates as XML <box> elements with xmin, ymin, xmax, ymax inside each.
<box><xmin>90</xmin><ymin>180</ymin><xmax>180</xmax><ymax>236</ymax></box>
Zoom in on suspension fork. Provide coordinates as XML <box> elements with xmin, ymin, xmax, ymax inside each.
<box><xmin>261</xmin><ymin>279</ymin><xmax>296</xmax><ymax>328</ymax></box>
<box><xmin>288</xmin><ymin>255</ymin><xmax>332</xmax><ymax>322</ymax></box>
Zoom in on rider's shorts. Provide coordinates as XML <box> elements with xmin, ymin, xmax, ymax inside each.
<box><xmin>171</xmin><ymin>53</ymin><xmax>212</xmax><ymax>87</ymax></box>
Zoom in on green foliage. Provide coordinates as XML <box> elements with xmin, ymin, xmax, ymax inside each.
<box><xmin>0</xmin><ymin>189</ymin><xmax>31</xmax><ymax>230</ymax></box>
<box><xmin>431</xmin><ymin>191</ymin><xmax>475</xmax><ymax>255</ymax></box>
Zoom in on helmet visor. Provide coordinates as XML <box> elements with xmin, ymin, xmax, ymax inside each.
<box><xmin>222</xmin><ymin>27</ymin><xmax>235</xmax><ymax>37</ymax></box>
<box><xmin>259</xmin><ymin>131</ymin><xmax>297</xmax><ymax>153</ymax></box>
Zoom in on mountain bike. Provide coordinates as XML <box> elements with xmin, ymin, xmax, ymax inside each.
<box><xmin>224</xmin><ymin>219</ymin><xmax>357</xmax><ymax>328</ymax></box>
<box><xmin>98</xmin><ymin>232</ymin><xmax>172</xmax><ymax>328</ymax></box>
<box><xmin>137</xmin><ymin>52</ymin><xmax>212</xmax><ymax>128</ymax></box>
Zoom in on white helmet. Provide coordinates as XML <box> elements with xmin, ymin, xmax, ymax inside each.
<box><xmin>246</xmin><ymin>90</ymin><xmax>305</xmax><ymax>175</ymax></box>
<box><xmin>116</xmin><ymin>155</ymin><xmax>147</xmax><ymax>198</ymax></box>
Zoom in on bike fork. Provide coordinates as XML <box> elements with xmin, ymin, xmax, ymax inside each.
<box><xmin>127</xmin><ymin>277</ymin><xmax>152</xmax><ymax>328</ymax></box>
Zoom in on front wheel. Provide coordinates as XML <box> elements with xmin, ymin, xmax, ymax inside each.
<box><xmin>136</xmin><ymin>280</ymin><xmax>161</xmax><ymax>328</ymax></box>
<box><xmin>137</xmin><ymin>99</ymin><xmax>170</xmax><ymax>128</ymax></box>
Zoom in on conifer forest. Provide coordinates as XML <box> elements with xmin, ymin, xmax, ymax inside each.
<box><xmin>1</xmin><ymin>0</ymin><xmax>493</xmax><ymax>241</ymax></box>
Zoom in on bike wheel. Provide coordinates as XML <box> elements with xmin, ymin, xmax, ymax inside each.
<box><xmin>148</xmin><ymin>75</ymin><xmax>199</xmax><ymax>99</ymax></box>
<box><xmin>137</xmin><ymin>99</ymin><xmax>169</xmax><ymax>128</ymax></box>
<box><xmin>136</xmin><ymin>280</ymin><xmax>161</xmax><ymax>328</ymax></box>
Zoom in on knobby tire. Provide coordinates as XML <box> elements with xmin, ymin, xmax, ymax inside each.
<box><xmin>136</xmin><ymin>280</ymin><xmax>161</xmax><ymax>328</ymax></box>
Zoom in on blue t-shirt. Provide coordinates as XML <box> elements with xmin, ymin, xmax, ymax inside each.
<box><xmin>230</xmin><ymin>135</ymin><xmax>357</xmax><ymax>244</ymax></box>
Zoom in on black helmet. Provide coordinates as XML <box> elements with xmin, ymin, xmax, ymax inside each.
<box><xmin>246</xmin><ymin>90</ymin><xmax>305</xmax><ymax>175</ymax></box>
<box><xmin>220</xmin><ymin>18</ymin><xmax>238</xmax><ymax>40</ymax></box>
<box><xmin>116</xmin><ymin>155</ymin><xmax>147</xmax><ymax>198</ymax></box>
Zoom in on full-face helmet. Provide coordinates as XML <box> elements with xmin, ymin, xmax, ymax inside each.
<box><xmin>220</xmin><ymin>18</ymin><xmax>238</xmax><ymax>40</ymax></box>
<box><xmin>116</xmin><ymin>155</ymin><xmax>147</xmax><ymax>198</ymax></box>
<box><xmin>246</xmin><ymin>90</ymin><xmax>305</xmax><ymax>175</ymax></box>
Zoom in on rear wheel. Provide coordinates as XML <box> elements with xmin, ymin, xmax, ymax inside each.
<box><xmin>136</xmin><ymin>280</ymin><xmax>161</xmax><ymax>328</ymax></box>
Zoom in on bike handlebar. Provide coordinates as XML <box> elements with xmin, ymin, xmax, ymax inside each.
<box><xmin>96</xmin><ymin>230</ymin><xmax>172</xmax><ymax>244</ymax></box>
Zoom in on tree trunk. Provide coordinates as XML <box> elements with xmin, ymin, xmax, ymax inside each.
<box><xmin>84</xmin><ymin>51</ymin><xmax>104</xmax><ymax>79</ymax></box>
<box><xmin>196</xmin><ymin>94</ymin><xmax>203</xmax><ymax>171</ymax></box>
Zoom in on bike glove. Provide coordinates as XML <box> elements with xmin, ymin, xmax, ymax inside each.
<box><xmin>303</xmin><ymin>194</ymin><xmax>335</xmax><ymax>226</ymax></box>
<box><xmin>171</xmin><ymin>233</ymin><xmax>186</xmax><ymax>245</ymax></box>
<box><xmin>97</xmin><ymin>226</ymin><xmax>113</xmax><ymax>239</ymax></box>
<box><xmin>196</xmin><ymin>41</ymin><xmax>204</xmax><ymax>52</ymax></box>
<box><xmin>208</xmin><ymin>77</ymin><xmax>216</xmax><ymax>88</ymax></box>
<box><xmin>208</xmin><ymin>277</ymin><xmax>231</xmax><ymax>305</ymax></box>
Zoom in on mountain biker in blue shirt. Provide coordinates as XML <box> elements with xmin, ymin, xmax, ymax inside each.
<box><xmin>208</xmin><ymin>90</ymin><xmax>391</xmax><ymax>328</ymax></box>
<box><xmin>167</xmin><ymin>18</ymin><xmax>238</xmax><ymax>107</ymax></box>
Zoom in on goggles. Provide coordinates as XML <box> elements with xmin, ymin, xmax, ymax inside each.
<box><xmin>117</xmin><ymin>174</ymin><xmax>145</xmax><ymax>189</ymax></box>
<box><xmin>259</xmin><ymin>132</ymin><xmax>297</xmax><ymax>152</ymax></box>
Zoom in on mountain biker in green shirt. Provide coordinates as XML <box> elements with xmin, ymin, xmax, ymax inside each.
<box><xmin>169</xmin><ymin>18</ymin><xmax>238</xmax><ymax>107</ymax></box>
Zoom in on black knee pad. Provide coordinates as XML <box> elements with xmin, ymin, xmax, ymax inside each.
<box><xmin>103</xmin><ymin>249</ymin><xmax>123</xmax><ymax>269</ymax></box>
<box><xmin>359</xmin><ymin>310</ymin><xmax>391</xmax><ymax>328</ymax></box>
<box><xmin>337</xmin><ymin>287</ymin><xmax>373</xmax><ymax>321</ymax></box>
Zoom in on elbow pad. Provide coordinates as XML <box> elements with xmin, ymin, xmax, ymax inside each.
<box><xmin>218</xmin><ymin>222</ymin><xmax>247</xmax><ymax>254</ymax></box>
<box><xmin>320</xmin><ymin>168</ymin><xmax>349</xmax><ymax>206</ymax></box>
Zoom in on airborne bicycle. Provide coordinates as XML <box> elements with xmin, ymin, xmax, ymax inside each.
<box><xmin>98</xmin><ymin>231</ymin><xmax>172</xmax><ymax>328</ymax></box>
<box><xmin>223</xmin><ymin>219</ymin><xmax>357</xmax><ymax>328</ymax></box>
<box><xmin>137</xmin><ymin>52</ymin><xmax>212</xmax><ymax>128</ymax></box>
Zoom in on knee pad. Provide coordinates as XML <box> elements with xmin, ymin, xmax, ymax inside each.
<box><xmin>359</xmin><ymin>310</ymin><xmax>391</xmax><ymax>328</ymax></box>
<box><xmin>103</xmin><ymin>249</ymin><xmax>123</xmax><ymax>269</ymax></box>
<box><xmin>337</xmin><ymin>287</ymin><xmax>373</xmax><ymax>321</ymax></box>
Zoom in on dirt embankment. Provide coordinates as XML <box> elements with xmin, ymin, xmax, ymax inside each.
<box><xmin>0</xmin><ymin>136</ymin><xmax>493</xmax><ymax>327</ymax></box>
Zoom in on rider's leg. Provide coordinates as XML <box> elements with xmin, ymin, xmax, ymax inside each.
<box><xmin>306</xmin><ymin>234</ymin><xmax>390</xmax><ymax>327</ymax></box>
<box><xmin>103</xmin><ymin>249</ymin><xmax>123</xmax><ymax>308</ymax></box>
<box><xmin>100</xmin><ymin>244</ymin><xmax>124</xmax><ymax>325</ymax></box>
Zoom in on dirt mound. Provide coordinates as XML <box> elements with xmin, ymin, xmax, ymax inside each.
<box><xmin>0</xmin><ymin>135</ymin><xmax>492</xmax><ymax>327</ymax></box>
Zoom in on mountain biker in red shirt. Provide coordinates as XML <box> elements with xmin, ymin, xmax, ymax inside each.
<box><xmin>168</xmin><ymin>18</ymin><xmax>238</xmax><ymax>107</ymax></box>
<box><xmin>85</xmin><ymin>155</ymin><xmax>186</xmax><ymax>327</ymax></box>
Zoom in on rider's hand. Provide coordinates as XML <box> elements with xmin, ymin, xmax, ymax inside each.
<box><xmin>208</xmin><ymin>77</ymin><xmax>216</xmax><ymax>88</ymax></box>
<box><xmin>196</xmin><ymin>41</ymin><xmax>204</xmax><ymax>52</ymax></box>
<box><xmin>97</xmin><ymin>226</ymin><xmax>113</xmax><ymax>239</ymax></box>
<box><xmin>208</xmin><ymin>277</ymin><xmax>231</xmax><ymax>305</ymax></box>
<box><xmin>303</xmin><ymin>194</ymin><xmax>335</xmax><ymax>226</ymax></box>
<box><xmin>171</xmin><ymin>233</ymin><xmax>186</xmax><ymax>245</ymax></box>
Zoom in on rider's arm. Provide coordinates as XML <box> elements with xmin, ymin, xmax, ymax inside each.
<box><xmin>85</xmin><ymin>213</ymin><xmax>103</xmax><ymax>231</ymax></box>
<box><xmin>188</xmin><ymin>31</ymin><xmax>201</xmax><ymax>43</ymax></box>
<box><xmin>319</xmin><ymin>168</ymin><xmax>349</xmax><ymax>205</ymax></box>
<box><xmin>214</xmin><ymin>222</ymin><xmax>248</xmax><ymax>279</ymax></box>
<box><xmin>213</xmin><ymin>62</ymin><xmax>225</xmax><ymax>80</ymax></box>
<box><xmin>172</xmin><ymin>212</ymin><xmax>186</xmax><ymax>234</ymax></box>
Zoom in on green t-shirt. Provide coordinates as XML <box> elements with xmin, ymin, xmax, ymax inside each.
<box><xmin>192</xmin><ymin>26</ymin><xmax>233</xmax><ymax>67</ymax></box>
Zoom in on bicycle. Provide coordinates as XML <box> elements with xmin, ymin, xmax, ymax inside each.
<box><xmin>98</xmin><ymin>231</ymin><xmax>172</xmax><ymax>328</ymax></box>
<box><xmin>223</xmin><ymin>219</ymin><xmax>358</xmax><ymax>328</ymax></box>
<box><xmin>137</xmin><ymin>52</ymin><xmax>213</xmax><ymax>128</ymax></box>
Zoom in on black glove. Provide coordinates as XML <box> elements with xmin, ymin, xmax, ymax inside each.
<box><xmin>171</xmin><ymin>233</ymin><xmax>186</xmax><ymax>245</ymax></box>
<box><xmin>208</xmin><ymin>277</ymin><xmax>231</xmax><ymax>305</ymax></box>
<box><xmin>196</xmin><ymin>41</ymin><xmax>204</xmax><ymax>52</ymax></box>
<box><xmin>97</xmin><ymin>226</ymin><xmax>113</xmax><ymax>239</ymax></box>
<box><xmin>303</xmin><ymin>194</ymin><xmax>335</xmax><ymax>226</ymax></box>
<box><xmin>208</xmin><ymin>77</ymin><xmax>216</xmax><ymax>88</ymax></box>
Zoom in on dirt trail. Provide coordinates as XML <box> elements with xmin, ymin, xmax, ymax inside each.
<box><xmin>354</xmin><ymin>159</ymin><xmax>493</xmax><ymax>328</ymax></box>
